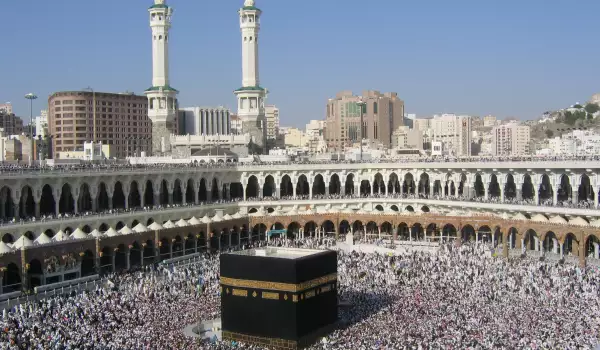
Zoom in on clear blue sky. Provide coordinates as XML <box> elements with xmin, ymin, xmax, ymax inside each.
<box><xmin>3</xmin><ymin>0</ymin><xmax>600</xmax><ymax>127</ymax></box>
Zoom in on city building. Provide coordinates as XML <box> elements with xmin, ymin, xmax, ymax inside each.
<box><xmin>234</xmin><ymin>0</ymin><xmax>268</xmax><ymax>153</ymax></box>
<box><xmin>48</xmin><ymin>91</ymin><xmax>151</xmax><ymax>159</ymax></box>
<box><xmin>35</xmin><ymin>110</ymin><xmax>48</xmax><ymax>138</ymax></box>
<box><xmin>305</xmin><ymin>120</ymin><xmax>326</xmax><ymax>154</ymax></box>
<box><xmin>265</xmin><ymin>105</ymin><xmax>279</xmax><ymax>140</ymax></box>
<box><xmin>430</xmin><ymin>114</ymin><xmax>472</xmax><ymax>156</ymax></box>
<box><xmin>483</xmin><ymin>115</ymin><xmax>498</xmax><ymax>127</ymax></box>
<box><xmin>0</xmin><ymin>111</ymin><xmax>24</xmax><ymax>135</ymax></box>
<box><xmin>284</xmin><ymin>127</ymin><xmax>305</xmax><ymax>148</ymax></box>
<box><xmin>403</xmin><ymin>113</ymin><xmax>416</xmax><ymax>129</ymax></box>
<box><xmin>230</xmin><ymin>114</ymin><xmax>242</xmax><ymax>135</ymax></box>
<box><xmin>392</xmin><ymin>126</ymin><xmax>423</xmax><ymax>151</ymax></box>
<box><xmin>491</xmin><ymin>123</ymin><xmax>530</xmax><ymax>156</ymax></box>
<box><xmin>178</xmin><ymin>107</ymin><xmax>232</xmax><ymax>136</ymax></box>
<box><xmin>325</xmin><ymin>90</ymin><xmax>405</xmax><ymax>152</ymax></box>
<box><xmin>0</xmin><ymin>103</ymin><xmax>12</xmax><ymax>114</ymax></box>
<box><xmin>56</xmin><ymin>141</ymin><xmax>114</xmax><ymax>160</ymax></box>
<box><xmin>145</xmin><ymin>0</ymin><xmax>179</xmax><ymax>155</ymax></box>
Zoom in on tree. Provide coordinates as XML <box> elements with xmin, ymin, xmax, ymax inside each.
<box><xmin>545</xmin><ymin>129</ymin><xmax>554</xmax><ymax>138</ymax></box>
<box><xmin>573</xmin><ymin>104</ymin><xmax>583</xmax><ymax>109</ymax></box>
<box><xmin>585</xmin><ymin>103</ymin><xmax>600</xmax><ymax>114</ymax></box>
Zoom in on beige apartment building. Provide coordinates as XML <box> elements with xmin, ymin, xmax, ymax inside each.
<box><xmin>265</xmin><ymin>105</ymin><xmax>280</xmax><ymax>140</ymax></box>
<box><xmin>325</xmin><ymin>90</ymin><xmax>405</xmax><ymax>152</ymax></box>
<box><xmin>492</xmin><ymin>123</ymin><xmax>530</xmax><ymax>156</ymax></box>
<box><xmin>48</xmin><ymin>91</ymin><xmax>154</xmax><ymax>159</ymax></box>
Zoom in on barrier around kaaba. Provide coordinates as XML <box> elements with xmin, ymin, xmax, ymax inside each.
<box><xmin>220</xmin><ymin>248</ymin><xmax>338</xmax><ymax>349</ymax></box>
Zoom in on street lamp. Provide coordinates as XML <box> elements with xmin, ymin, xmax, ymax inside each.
<box><xmin>356</xmin><ymin>100</ymin><xmax>366</xmax><ymax>161</ymax></box>
<box><xmin>82</xmin><ymin>87</ymin><xmax>96</xmax><ymax>143</ymax></box>
<box><xmin>24</xmin><ymin>93</ymin><xmax>37</xmax><ymax>166</ymax></box>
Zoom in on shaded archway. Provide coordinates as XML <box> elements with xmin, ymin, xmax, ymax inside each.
<box><xmin>403</xmin><ymin>173</ymin><xmax>415</xmax><ymax>194</ymax></box>
<box><xmin>211</xmin><ymin>178</ymin><xmax>220</xmax><ymax>201</ymax></box>
<box><xmin>373</xmin><ymin>173</ymin><xmax>385</xmax><ymax>194</ymax></box>
<box><xmin>418</xmin><ymin>173</ymin><xmax>430</xmax><ymax>197</ymax></box>
<box><xmin>339</xmin><ymin>220</ymin><xmax>350</xmax><ymax>235</ymax></box>
<box><xmin>144</xmin><ymin>180</ymin><xmax>154</xmax><ymax>207</ymax></box>
<box><xmin>185</xmin><ymin>179</ymin><xmax>195</xmax><ymax>204</ymax></box>
<box><xmin>488</xmin><ymin>174</ymin><xmax>500</xmax><ymax>198</ymax></box>
<box><xmin>504</xmin><ymin>174</ymin><xmax>516</xmax><ymax>200</ymax></box>
<box><xmin>538</xmin><ymin>174</ymin><xmax>553</xmax><ymax>203</ymax></box>
<box><xmin>159</xmin><ymin>180</ymin><xmax>169</xmax><ymax>205</ymax></box>
<box><xmin>474</xmin><ymin>174</ymin><xmax>484</xmax><ymax>198</ymax></box>
<box><xmin>304</xmin><ymin>221</ymin><xmax>317</xmax><ymax>237</ymax></box>
<box><xmin>280</xmin><ymin>175</ymin><xmax>293</xmax><ymax>197</ymax></box>
<box><xmin>329</xmin><ymin>174</ymin><xmax>341</xmax><ymax>195</ymax></box>
<box><xmin>263</xmin><ymin>175</ymin><xmax>276</xmax><ymax>198</ymax></box>
<box><xmin>442</xmin><ymin>224</ymin><xmax>457</xmax><ymax>241</ymax></box>
<box><xmin>345</xmin><ymin>174</ymin><xmax>355</xmax><ymax>196</ymax></box>
<box><xmin>28</xmin><ymin>259</ymin><xmax>43</xmax><ymax>289</ymax></box>
<box><xmin>128</xmin><ymin>181</ymin><xmax>141</xmax><ymax>209</ymax></box>
<box><xmin>360</xmin><ymin>180</ymin><xmax>371</xmax><ymax>196</ymax></box>
<box><xmin>1</xmin><ymin>233</ymin><xmax>14</xmax><ymax>244</ymax></box>
<box><xmin>172</xmin><ymin>179</ymin><xmax>183</xmax><ymax>205</ymax></box>
<box><xmin>77</xmin><ymin>183</ymin><xmax>93</xmax><ymax>213</ymax></box>
<box><xmin>112</xmin><ymin>182</ymin><xmax>126</xmax><ymax>210</ymax></box>
<box><xmin>557</xmin><ymin>174</ymin><xmax>571</xmax><ymax>203</ymax></box>
<box><xmin>521</xmin><ymin>175</ymin><xmax>534</xmax><ymax>200</ymax></box>
<box><xmin>543</xmin><ymin>231</ymin><xmax>558</xmax><ymax>253</ymax></box>
<box><xmin>397</xmin><ymin>223</ymin><xmax>409</xmax><ymax>240</ymax></box>
<box><xmin>246</xmin><ymin>176</ymin><xmax>259</xmax><ymax>199</ymax></box>
<box><xmin>19</xmin><ymin>185</ymin><xmax>35</xmax><ymax>218</ymax></box>
<box><xmin>388</xmin><ymin>173</ymin><xmax>400</xmax><ymax>195</ymax></box>
<box><xmin>461</xmin><ymin>225</ymin><xmax>475</xmax><ymax>242</ymax></box>
<box><xmin>524</xmin><ymin>229</ymin><xmax>539</xmax><ymax>251</ymax></box>
<box><xmin>0</xmin><ymin>186</ymin><xmax>15</xmax><ymax>220</ymax></box>
<box><xmin>312</xmin><ymin>174</ymin><xmax>326</xmax><ymax>197</ymax></box>
<box><xmin>58</xmin><ymin>183</ymin><xmax>74</xmax><ymax>214</ymax></box>
<box><xmin>198</xmin><ymin>178</ymin><xmax>208</xmax><ymax>202</ymax></box>
<box><xmin>296</xmin><ymin>175</ymin><xmax>309</xmax><ymax>197</ymax></box>
<box><xmin>578</xmin><ymin>174</ymin><xmax>594</xmax><ymax>203</ymax></box>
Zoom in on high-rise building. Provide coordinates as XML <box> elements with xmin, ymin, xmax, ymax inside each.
<box><xmin>265</xmin><ymin>105</ymin><xmax>279</xmax><ymax>140</ymax></box>
<box><xmin>431</xmin><ymin>114</ymin><xmax>472</xmax><ymax>156</ymax></box>
<box><xmin>48</xmin><ymin>91</ymin><xmax>151</xmax><ymax>158</ymax></box>
<box><xmin>35</xmin><ymin>110</ymin><xmax>48</xmax><ymax>138</ymax></box>
<box><xmin>178</xmin><ymin>107</ymin><xmax>232</xmax><ymax>136</ymax></box>
<box><xmin>325</xmin><ymin>90</ymin><xmax>405</xmax><ymax>152</ymax></box>
<box><xmin>234</xmin><ymin>0</ymin><xmax>267</xmax><ymax>153</ymax></box>
<box><xmin>483</xmin><ymin>115</ymin><xmax>498</xmax><ymax>127</ymax></box>
<box><xmin>145</xmin><ymin>0</ymin><xmax>179</xmax><ymax>155</ymax></box>
<box><xmin>491</xmin><ymin>123</ymin><xmax>530</xmax><ymax>156</ymax></box>
<box><xmin>0</xmin><ymin>103</ymin><xmax>12</xmax><ymax>114</ymax></box>
<box><xmin>0</xmin><ymin>111</ymin><xmax>24</xmax><ymax>135</ymax></box>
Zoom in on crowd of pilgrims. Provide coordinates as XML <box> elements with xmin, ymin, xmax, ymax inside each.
<box><xmin>1</xmin><ymin>237</ymin><xmax>599</xmax><ymax>349</ymax></box>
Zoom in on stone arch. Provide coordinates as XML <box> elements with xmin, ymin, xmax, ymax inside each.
<box><xmin>1</xmin><ymin>233</ymin><xmax>14</xmax><ymax>244</ymax></box>
<box><xmin>521</xmin><ymin>174</ymin><xmax>534</xmax><ymax>200</ymax></box>
<box><xmin>585</xmin><ymin>234</ymin><xmax>599</xmax><ymax>257</ymax></box>
<box><xmin>352</xmin><ymin>220</ymin><xmax>363</xmax><ymax>233</ymax></box>
<box><xmin>246</xmin><ymin>175</ymin><xmax>260</xmax><ymax>200</ymax></box>
<box><xmin>115</xmin><ymin>221</ymin><xmax>125</xmax><ymax>230</ymax></box>
<box><xmin>198</xmin><ymin>178</ymin><xmax>208</xmax><ymax>202</ymax></box>
<box><xmin>144</xmin><ymin>180</ymin><xmax>154</xmax><ymax>207</ymax></box>
<box><xmin>0</xmin><ymin>186</ymin><xmax>14</xmax><ymax>220</ymax></box>
<box><xmin>442</xmin><ymin>224</ymin><xmax>457</xmax><ymax>241</ymax></box>
<box><xmin>252</xmin><ymin>223</ymin><xmax>267</xmax><ymax>241</ymax></box>
<box><xmin>421</xmin><ymin>205</ymin><xmax>430</xmax><ymax>213</ymax></box>
<box><xmin>390</xmin><ymin>205</ymin><xmax>399</xmax><ymax>212</ymax></box>
<box><xmin>345</xmin><ymin>174</ymin><xmax>355</xmax><ymax>196</ymax></box>
<box><xmin>185</xmin><ymin>179</ymin><xmax>195</xmax><ymax>204</ymax></box>
<box><xmin>418</xmin><ymin>173</ymin><xmax>430</xmax><ymax>197</ymax></box>
<box><xmin>461</xmin><ymin>224</ymin><xmax>475</xmax><ymax>242</ymax></box>
<box><xmin>373</xmin><ymin>173</ymin><xmax>385</xmax><ymax>194</ymax></box>
<box><xmin>504</xmin><ymin>173</ymin><xmax>516</xmax><ymax>200</ymax></box>
<box><xmin>360</xmin><ymin>180</ymin><xmax>371</xmax><ymax>196</ymax></box>
<box><xmin>543</xmin><ymin>231</ymin><xmax>559</xmax><ymax>253</ymax></box>
<box><xmin>557</xmin><ymin>174</ymin><xmax>571</xmax><ymax>203</ymax></box>
<box><xmin>388</xmin><ymin>172</ymin><xmax>400</xmax><ymax>195</ymax></box>
<box><xmin>474</xmin><ymin>174</ymin><xmax>484</xmax><ymax>198</ymax></box>
<box><xmin>433</xmin><ymin>180</ymin><xmax>443</xmax><ymax>196</ymax></box>
<box><xmin>39</xmin><ymin>184</ymin><xmax>55</xmax><ymax>217</ymax></box>
<box><xmin>397</xmin><ymin>222</ymin><xmax>409</xmax><ymax>240</ymax></box>
<box><xmin>411</xmin><ymin>223</ymin><xmax>424</xmax><ymax>241</ymax></box>
<box><xmin>128</xmin><ymin>181</ymin><xmax>141</xmax><ymax>209</ymax></box>
<box><xmin>78</xmin><ymin>183</ymin><xmax>93</xmax><ymax>213</ymax></box>
<box><xmin>329</xmin><ymin>173</ymin><xmax>341</xmax><ymax>195</ymax></box>
<box><xmin>524</xmin><ymin>229</ymin><xmax>539</xmax><ymax>251</ymax></box>
<box><xmin>312</xmin><ymin>174</ymin><xmax>326</xmax><ymax>197</ymax></box>
<box><xmin>381</xmin><ymin>221</ymin><xmax>393</xmax><ymax>236</ymax></box>
<box><xmin>578</xmin><ymin>174</ymin><xmax>594</xmax><ymax>203</ymax></box>
<box><xmin>263</xmin><ymin>175</ymin><xmax>276</xmax><ymax>198</ymax></box>
<box><xmin>172</xmin><ymin>179</ymin><xmax>183</xmax><ymax>204</ymax></box>
<box><xmin>99</xmin><ymin>246</ymin><xmax>113</xmax><ymax>273</ymax></box>
<box><xmin>403</xmin><ymin>173</ymin><xmax>415</xmax><ymax>194</ymax></box>
<box><xmin>114</xmin><ymin>244</ymin><xmax>127</xmax><ymax>270</ymax></box>
<box><xmin>112</xmin><ymin>181</ymin><xmax>126</xmax><ymax>210</ymax></box>
<box><xmin>405</xmin><ymin>205</ymin><xmax>414</xmax><ymax>212</ymax></box>
<box><xmin>44</xmin><ymin>228</ymin><xmax>55</xmax><ymax>238</ymax></box>
<box><xmin>563</xmin><ymin>232</ymin><xmax>578</xmax><ymax>255</ymax></box>
<box><xmin>287</xmin><ymin>222</ymin><xmax>301</xmax><ymax>238</ymax></box>
<box><xmin>211</xmin><ymin>178</ymin><xmax>220</xmax><ymax>200</ymax></box>
<box><xmin>488</xmin><ymin>174</ymin><xmax>500</xmax><ymax>198</ymax></box>
<box><xmin>322</xmin><ymin>220</ymin><xmax>335</xmax><ymax>236</ymax></box>
<box><xmin>81</xmin><ymin>225</ymin><xmax>92</xmax><ymax>234</ymax></box>
<box><xmin>296</xmin><ymin>175</ymin><xmax>309</xmax><ymax>197</ymax></box>
<box><xmin>19</xmin><ymin>185</ymin><xmax>35</xmax><ymax>219</ymax></box>
<box><xmin>538</xmin><ymin>174</ymin><xmax>553</xmax><ymax>204</ymax></box>
<box><xmin>3</xmin><ymin>263</ymin><xmax>21</xmax><ymax>292</ymax></box>
<box><xmin>374</xmin><ymin>204</ymin><xmax>384</xmax><ymax>212</ymax></box>
<box><xmin>458</xmin><ymin>173</ymin><xmax>467</xmax><ymax>196</ymax></box>
<box><xmin>248</xmin><ymin>207</ymin><xmax>258</xmax><ymax>214</ymax></box>
<box><xmin>58</xmin><ymin>183</ymin><xmax>74</xmax><ymax>214</ymax></box>
<box><xmin>280</xmin><ymin>175</ymin><xmax>293</xmax><ymax>197</ymax></box>
<box><xmin>339</xmin><ymin>220</ymin><xmax>350</xmax><ymax>234</ymax></box>
<box><xmin>304</xmin><ymin>221</ymin><xmax>318</xmax><ymax>237</ymax></box>
<box><xmin>159</xmin><ymin>179</ymin><xmax>169</xmax><ymax>205</ymax></box>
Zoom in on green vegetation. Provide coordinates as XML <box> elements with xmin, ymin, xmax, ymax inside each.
<box><xmin>563</xmin><ymin>110</ymin><xmax>587</xmax><ymax>125</ymax></box>
<box><xmin>585</xmin><ymin>103</ymin><xmax>600</xmax><ymax>114</ymax></box>
<box><xmin>573</xmin><ymin>104</ymin><xmax>583</xmax><ymax>109</ymax></box>
<box><xmin>545</xmin><ymin>129</ymin><xmax>554</xmax><ymax>138</ymax></box>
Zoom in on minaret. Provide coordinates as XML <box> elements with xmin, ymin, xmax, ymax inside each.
<box><xmin>145</xmin><ymin>0</ymin><xmax>178</xmax><ymax>155</ymax></box>
<box><xmin>235</xmin><ymin>0</ymin><xmax>267</xmax><ymax>154</ymax></box>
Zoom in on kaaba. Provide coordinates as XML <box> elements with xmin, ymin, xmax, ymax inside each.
<box><xmin>220</xmin><ymin>247</ymin><xmax>338</xmax><ymax>349</ymax></box>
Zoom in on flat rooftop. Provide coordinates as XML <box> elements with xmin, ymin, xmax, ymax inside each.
<box><xmin>228</xmin><ymin>247</ymin><xmax>324</xmax><ymax>260</ymax></box>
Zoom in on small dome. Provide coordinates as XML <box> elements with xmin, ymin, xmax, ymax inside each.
<box><xmin>549</xmin><ymin>216</ymin><xmax>567</xmax><ymax>224</ymax></box>
<box><xmin>232</xmin><ymin>212</ymin><xmax>243</xmax><ymax>219</ymax></box>
<box><xmin>211</xmin><ymin>215</ymin><xmax>222</xmax><ymax>222</ymax></box>
<box><xmin>176</xmin><ymin>218</ymin><xmax>189</xmax><ymax>227</ymax></box>
<box><xmin>223</xmin><ymin>214</ymin><xmax>233</xmax><ymax>220</ymax></box>
<box><xmin>35</xmin><ymin>233</ymin><xmax>52</xmax><ymax>245</ymax></box>
<box><xmin>132</xmin><ymin>223</ymin><xmax>148</xmax><ymax>233</ymax></box>
<box><xmin>531</xmin><ymin>214</ymin><xmax>548</xmax><ymax>222</ymax></box>
<box><xmin>119</xmin><ymin>226</ymin><xmax>133</xmax><ymax>235</ymax></box>
<box><xmin>70</xmin><ymin>228</ymin><xmax>88</xmax><ymax>240</ymax></box>
<box><xmin>105</xmin><ymin>227</ymin><xmax>119</xmax><ymax>237</ymax></box>
<box><xmin>201</xmin><ymin>215</ymin><xmax>212</xmax><ymax>224</ymax></box>
<box><xmin>188</xmin><ymin>217</ymin><xmax>201</xmax><ymax>225</ymax></box>
<box><xmin>512</xmin><ymin>213</ymin><xmax>528</xmax><ymax>221</ymax></box>
<box><xmin>90</xmin><ymin>229</ymin><xmax>103</xmax><ymax>238</ymax></box>
<box><xmin>163</xmin><ymin>220</ymin><xmax>176</xmax><ymax>228</ymax></box>
<box><xmin>148</xmin><ymin>222</ymin><xmax>164</xmax><ymax>230</ymax></box>
<box><xmin>286</xmin><ymin>208</ymin><xmax>298</xmax><ymax>216</ymax></box>
<box><xmin>14</xmin><ymin>235</ymin><xmax>33</xmax><ymax>249</ymax></box>
<box><xmin>590</xmin><ymin>219</ymin><xmax>600</xmax><ymax>228</ymax></box>
<box><xmin>52</xmin><ymin>230</ymin><xmax>70</xmax><ymax>242</ymax></box>
<box><xmin>569</xmin><ymin>216</ymin><xmax>588</xmax><ymax>226</ymax></box>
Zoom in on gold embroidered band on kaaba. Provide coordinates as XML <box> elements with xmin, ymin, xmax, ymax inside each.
<box><xmin>220</xmin><ymin>273</ymin><xmax>337</xmax><ymax>293</ymax></box>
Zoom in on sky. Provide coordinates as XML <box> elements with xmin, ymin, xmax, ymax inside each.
<box><xmin>2</xmin><ymin>0</ymin><xmax>600</xmax><ymax>128</ymax></box>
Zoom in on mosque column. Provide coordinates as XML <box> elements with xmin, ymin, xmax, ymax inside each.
<box><xmin>111</xmin><ymin>254</ymin><xmax>116</xmax><ymax>272</ymax></box>
<box><xmin>126</xmin><ymin>249</ymin><xmax>131</xmax><ymax>271</ymax></box>
<box><xmin>140</xmin><ymin>247</ymin><xmax>145</xmax><ymax>266</ymax></box>
<box><xmin>532</xmin><ymin>182</ymin><xmax>540</xmax><ymax>205</ymax></box>
<box><xmin>168</xmin><ymin>185</ymin><xmax>174</xmax><ymax>206</ymax></box>
<box><xmin>53</xmin><ymin>188</ymin><xmax>61</xmax><ymax>217</ymax></box>
<box><xmin>10</xmin><ymin>191</ymin><xmax>19</xmax><ymax>222</ymax></box>
<box><xmin>515</xmin><ymin>181</ymin><xmax>522</xmax><ymax>201</ymax></box>
<box><xmin>309</xmin><ymin>181</ymin><xmax>314</xmax><ymax>199</ymax></box>
<box><xmin>73</xmin><ymin>191</ymin><xmax>79</xmax><ymax>215</ymax></box>
<box><xmin>595</xmin><ymin>186</ymin><xmax>599</xmax><ymax>208</ymax></box>
<box><xmin>578</xmin><ymin>231</ymin><xmax>586</xmax><ymax>268</ymax></box>
<box><xmin>503</xmin><ymin>232</ymin><xmax>509</xmax><ymax>258</ymax></box>
<box><xmin>498</xmin><ymin>181</ymin><xmax>504</xmax><ymax>202</ymax></box>
<box><xmin>552</xmin><ymin>180</ymin><xmax>559</xmax><ymax>205</ymax></box>
<box><xmin>206</xmin><ymin>188</ymin><xmax>212</xmax><ymax>203</ymax></box>
<box><xmin>154</xmin><ymin>190</ymin><xmax>161</xmax><ymax>208</ymax></box>
<box><xmin>140</xmin><ymin>183</ymin><xmax>146</xmax><ymax>208</ymax></box>
<box><xmin>228</xmin><ymin>231</ymin><xmax>232</xmax><ymax>247</ymax></box>
<box><xmin>169</xmin><ymin>242</ymin><xmax>173</xmax><ymax>259</ymax></box>
<box><xmin>594</xmin><ymin>242</ymin><xmax>599</xmax><ymax>260</ymax></box>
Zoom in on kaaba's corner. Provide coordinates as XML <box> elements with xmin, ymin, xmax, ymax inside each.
<box><xmin>220</xmin><ymin>247</ymin><xmax>338</xmax><ymax>349</ymax></box>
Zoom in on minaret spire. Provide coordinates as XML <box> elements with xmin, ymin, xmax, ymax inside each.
<box><xmin>145</xmin><ymin>0</ymin><xmax>178</xmax><ymax>155</ymax></box>
<box><xmin>235</xmin><ymin>0</ymin><xmax>267</xmax><ymax>154</ymax></box>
